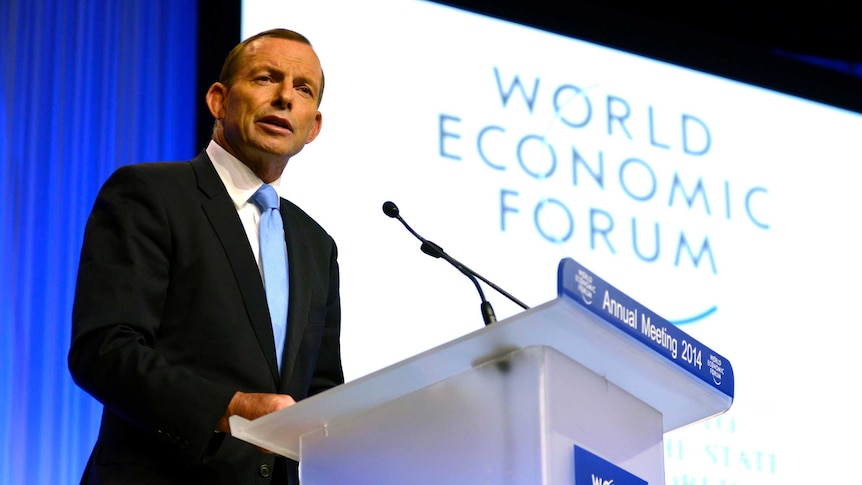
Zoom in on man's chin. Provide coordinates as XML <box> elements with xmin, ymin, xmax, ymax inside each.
<box><xmin>253</xmin><ymin>138</ymin><xmax>304</xmax><ymax>158</ymax></box>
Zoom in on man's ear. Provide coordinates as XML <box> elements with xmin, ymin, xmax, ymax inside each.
<box><xmin>305</xmin><ymin>111</ymin><xmax>323</xmax><ymax>144</ymax></box>
<box><xmin>206</xmin><ymin>82</ymin><xmax>228</xmax><ymax>120</ymax></box>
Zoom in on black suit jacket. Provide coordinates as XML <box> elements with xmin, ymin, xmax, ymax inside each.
<box><xmin>69</xmin><ymin>152</ymin><xmax>343</xmax><ymax>484</ymax></box>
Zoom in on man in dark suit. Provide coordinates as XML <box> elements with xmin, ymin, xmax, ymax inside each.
<box><xmin>68</xmin><ymin>28</ymin><xmax>343</xmax><ymax>484</ymax></box>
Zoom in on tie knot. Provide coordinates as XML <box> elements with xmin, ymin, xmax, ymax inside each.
<box><xmin>252</xmin><ymin>184</ymin><xmax>279</xmax><ymax>211</ymax></box>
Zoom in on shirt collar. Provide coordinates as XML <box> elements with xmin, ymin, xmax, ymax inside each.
<box><xmin>206</xmin><ymin>140</ymin><xmax>283</xmax><ymax>209</ymax></box>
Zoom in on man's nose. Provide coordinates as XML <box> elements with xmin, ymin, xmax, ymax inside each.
<box><xmin>274</xmin><ymin>83</ymin><xmax>293</xmax><ymax>109</ymax></box>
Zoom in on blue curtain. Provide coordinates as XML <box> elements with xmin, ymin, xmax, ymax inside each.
<box><xmin>1</xmin><ymin>1</ymin><xmax>198</xmax><ymax>482</ymax></box>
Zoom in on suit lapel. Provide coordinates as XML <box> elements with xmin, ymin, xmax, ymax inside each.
<box><xmin>279</xmin><ymin>201</ymin><xmax>309</xmax><ymax>388</ymax></box>
<box><xmin>191</xmin><ymin>153</ymin><xmax>281</xmax><ymax>385</ymax></box>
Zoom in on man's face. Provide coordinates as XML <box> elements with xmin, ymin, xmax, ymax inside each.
<box><xmin>209</xmin><ymin>37</ymin><xmax>323</xmax><ymax>175</ymax></box>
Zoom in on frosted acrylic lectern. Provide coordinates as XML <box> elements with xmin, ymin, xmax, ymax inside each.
<box><xmin>231</xmin><ymin>258</ymin><xmax>734</xmax><ymax>484</ymax></box>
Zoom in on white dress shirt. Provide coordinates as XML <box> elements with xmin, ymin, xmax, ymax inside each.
<box><xmin>206</xmin><ymin>140</ymin><xmax>284</xmax><ymax>276</ymax></box>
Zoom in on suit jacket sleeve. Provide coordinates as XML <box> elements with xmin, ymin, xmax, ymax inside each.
<box><xmin>276</xmin><ymin>194</ymin><xmax>344</xmax><ymax>402</ymax></box>
<box><xmin>69</xmin><ymin>163</ymin><xmax>247</xmax><ymax>463</ymax></box>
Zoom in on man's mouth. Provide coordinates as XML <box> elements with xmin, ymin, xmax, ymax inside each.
<box><xmin>258</xmin><ymin>115</ymin><xmax>292</xmax><ymax>132</ymax></box>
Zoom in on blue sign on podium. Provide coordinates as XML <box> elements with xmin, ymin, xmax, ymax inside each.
<box><xmin>557</xmin><ymin>258</ymin><xmax>734</xmax><ymax>399</ymax></box>
<box><xmin>574</xmin><ymin>446</ymin><xmax>647</xmax><ymax>485</ymax></box>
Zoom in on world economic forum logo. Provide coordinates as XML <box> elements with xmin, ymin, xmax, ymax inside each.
<box><xmin>574</xmin><ymin>268</ymin><xmax>595</xmax><ymax>306</ymax></box>
<box><xmin>436</xmin><ymin>65</ymin><xmax>771</xmax><ymax>326</ymax></box>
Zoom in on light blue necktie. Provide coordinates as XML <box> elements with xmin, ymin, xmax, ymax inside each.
<box><xmin>252</xmin><ymin>184</ymin><xmax>288</xmax><ymax>374</ymax></box>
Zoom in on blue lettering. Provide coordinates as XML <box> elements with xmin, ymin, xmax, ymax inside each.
<box><xmin>665</xmin><ymin>438</ymin><xmax>684</xmax><ymax>460</ymax></box>
<box><xmin>649</xmin><ymin>105</ymin><xmax>670</xmax><ymax>149</ymax></box>
<box><xmin>590</xmin><ymin>208</ymin><xmax>615</xmax><ymax>252</ymax></box>
<box><xmin>534</xmin><ymin>198</ymin><xmax>573</xmax><ymax>243</ymax></box>
<box><xmin>517</xmin><ymin>135</ymin><xmax>556</xmax><ymax>180</ymax></box>
<box><xmin>745</xmin><ymin>187</ymin><xmax>770</xmax><ymax>229</ymax></box>
<box><xmin>682</xmin><ymin>114</ymin><xmax>711</xmax><ymax>155</ymax></box>
<box><xmin>668</xmin><ymin>174</ymin><xmax>711</xmax><ymax>215</ymax></box>
<box><xmin>493</xmin><ymin>67</ymin><xmax>539</xmax><ymax>112</ymax></box>
<box><xmin>572</xmin><ymin>147</ymin><xmax>604</xmax><ymax>188</ymax></box>
<box><xmin>477</xmin><ymin>125</ymin><xmax>506</xmax><ymax>170</ymax></box>
<box><xmin>724</xmin><ymin>180</ymin><xmax>731</xmax><ymax>220</ymax></box>
<box><xmin>438</xmin><ymin>114</ymin><xmax>461</xmax><ymax>160</ymax></box>
<box><xmin>500</xmin><ymin>189</ymin><xmax>519</xmax><ymax>231</ymax></box>
<box><xmin>632</xmin><ymin>218</ymin><xmax>659</xmax><ymax>262</ymax></box>
<box><xmin>607</xmin><ymin>95</ymin><xmax>632</xmax><ymax>139</ymax></box>
<box><xmin>554</xmin><ymin>84</ymin><xmax>592</xmax><ymax>128</ymax></box>
<box><xmin>619</xmin><ymin>158</ymin><xmax>657</xmax><ymax>201</ymax></box>
<box><xmin>672</xmin><ymin>475</ymin><xmax>698</xmax><ymax>485</ymax></box>
<box><xmin>704</xmin><ymin>415</ymin><xmax>736</xmax><ymax>433</ymax></box>
<box><xmin>704</xmin><ymin>445</ymin><xmax>777</xmax><ymax>474</ymax></box>
<box><xmin>675</xmin><ymin>234</ymin><xmax>717</xmax><ymax>274</ymax></box>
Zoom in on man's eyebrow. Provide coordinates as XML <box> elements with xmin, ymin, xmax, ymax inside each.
<box><xmin>293</xmin><ymin>74</ymin><xmax>317</xmax><ymax>85</ymax></box>
<box><xmin>249</xmin><ymin>63</ymin><xmax>280</xmax><ymax>73</ymax></box>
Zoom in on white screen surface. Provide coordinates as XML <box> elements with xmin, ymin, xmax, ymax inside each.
<box><xmin>243</xmin><ymin>1</ymin><xmax>862</xmax><ymax>482</ymax></box>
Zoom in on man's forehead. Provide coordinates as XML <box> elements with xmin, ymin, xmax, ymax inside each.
<box><xmin>242</xmin><ymin>37</ymin><xmax>321</xmax><ymax>71</ymax></box>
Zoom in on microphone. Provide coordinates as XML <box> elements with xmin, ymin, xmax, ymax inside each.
<box><xmin>382</xmin><ymin>201</ymin><xmax>529</xmax><ymax>325</ymax></box>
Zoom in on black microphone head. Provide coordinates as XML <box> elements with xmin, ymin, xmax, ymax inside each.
<box><xmin>382</xmin><ymin>201</ymin><xmax>399</xmax><ymax>218</ymax></box>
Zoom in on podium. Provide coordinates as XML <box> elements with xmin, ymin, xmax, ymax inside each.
<box><xmin>231</xmin><ymin>258</ymin><xmax>734</xmax><ymax>484</ymax></box>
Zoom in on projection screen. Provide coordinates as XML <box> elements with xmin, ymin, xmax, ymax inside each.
<box><xmin>242</xmin><ymin>1</ymin><xmax>862</xmax><ymax>482</ymax></box>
